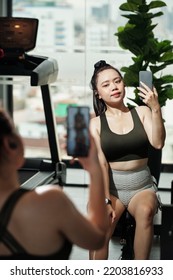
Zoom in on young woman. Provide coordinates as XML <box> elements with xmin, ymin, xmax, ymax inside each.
<box><xmin>0</xmin><ymin>108</ymin><xmax>108</xmax><ymax>259</ymax></box>
<box><xmin>90</xmin><ymin>60</ymin><xmax>166</xmax><ymax>260</ymax></box>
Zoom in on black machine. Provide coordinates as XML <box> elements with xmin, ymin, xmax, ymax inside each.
<box><xmin>0</xmin><ymin>17</ymin><xmax>66</xmax><ymax>188</ymax></box>
<box><xmin>160</xmin><ymin>204</ymin><xmax>173</xmax><ymax>259</ymax></box>
<box><xmin>160</xmin><ymin>181</ymin><xmax>173</xmax><ymax>260</ymax></box>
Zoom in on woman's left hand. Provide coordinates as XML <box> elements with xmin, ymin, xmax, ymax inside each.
<box><xmin>137</xmin><ymin>82</ymin><xmax>160</xmax><ymax>110</ymax></box>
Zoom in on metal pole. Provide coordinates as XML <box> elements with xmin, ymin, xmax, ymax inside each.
<box><xmin>41</xmin><ymin>84</ymin><xmax>61</xmax><ymax>163</ymax></box>
<box><xmin>171</xmin><ymin>180</ymin><xmax>173</xmax><ymax>204</ymax></box>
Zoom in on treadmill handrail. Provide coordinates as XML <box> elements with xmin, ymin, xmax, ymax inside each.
<box><xmin>0</xmin><ymin>54</ymin><xmax>61</xmax><ymax>163</ymax></box>
<box><xmin>0</xmin><ymin>54</ymin><xmax>58</xmax><ymax>86</ymax></box>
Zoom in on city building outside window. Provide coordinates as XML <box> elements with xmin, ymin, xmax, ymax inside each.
<box><xmin>10</xmin><ymin>0</ymin><xmax>173</xmax><ymax>164</ymax></box>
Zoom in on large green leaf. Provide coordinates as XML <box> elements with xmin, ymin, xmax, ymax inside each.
<box><xmin>146</xmin><ymin>11</ymin><xmax>164</xmax><ymax>20</ymax></box>
<box><xmin>149</xmin><ymin>1</ymin><xmax>166</xmax><ymax>9</ymax></box>
<box><xmin>158</xmin><ymin>75</ymin><xmax>173</xmax><ymax>84</ymax></box>
<box><xmin>119</xmin><ymin>3</ymin><xmax>139</xmax><ymax>12</ymax></box>
<box><xmin>157</xmin><ymin>40</ymin><xmax>173</xmax><ymax>50</ymax></box>
<box><xmin>159</xmin><ymin>52</ymin><xmax>173</xmax><ymax>62</ymax></box>
<box><xmin>150</xmin><ymin>64</ymin><xmax>170</xmax><ymax>73</ymax></box>
<box><xmin>165</xmin><ymin>88</ymin><xmax>173</xmax><ymax>99</ymax></box>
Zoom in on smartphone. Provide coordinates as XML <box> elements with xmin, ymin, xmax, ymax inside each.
<box><xmin>139</xmin><ymin>70</ymin><xmax>153</xmax><ymax>90</ymax></box>
<box><xmin>67</xmin><ymin>105</ymin><xmax>90</xmax><ymax>157</ymax></box>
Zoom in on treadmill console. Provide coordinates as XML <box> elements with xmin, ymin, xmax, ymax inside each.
<box><xmin>0</xmin><ymin>17</ymin><xmax>58</xmax><ymax>86</ymax></box>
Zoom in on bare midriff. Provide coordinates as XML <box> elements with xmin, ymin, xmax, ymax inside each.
<box><xmin>109</xmin><ymin>158</ymin><xmax>148</xmax><ymax>171</ymax></box>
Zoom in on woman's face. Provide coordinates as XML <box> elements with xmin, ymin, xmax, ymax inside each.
<box><xmin>96</xmin><ymin>68</ymin><xmax>125</xmax><ymax>105</ymax></box>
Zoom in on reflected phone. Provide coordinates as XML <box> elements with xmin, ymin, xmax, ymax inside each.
<box><xmin>139</xmin><ymin>70</ymin><xmax>153</xmax><ymax>90</ymax></box>
<box><xmin>67</xmin><ymin>106</ymin><xmax>90</xmax><ymax>157</ymax></box>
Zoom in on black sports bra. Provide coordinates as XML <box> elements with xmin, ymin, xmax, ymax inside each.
<box><xmin>0</xmin><ymin>188</ymin><xmax>72</xmax><ymax>260</ymax></box>
<box><xmin>100</xmin><ymin>108</ymin><xmax>149</xmax><ymax>162</ymax></box>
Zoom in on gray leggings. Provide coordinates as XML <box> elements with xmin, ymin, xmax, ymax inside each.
<box><xmin>109</xmin><ymin>166</ymin><xmax>158</xmax><ymax>207</ymax></box>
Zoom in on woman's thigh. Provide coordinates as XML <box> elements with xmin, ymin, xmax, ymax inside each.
<box><xmin>127</xmin><ymin>189</ymin><xmax>158</xmax><ymax>219</ymax></box>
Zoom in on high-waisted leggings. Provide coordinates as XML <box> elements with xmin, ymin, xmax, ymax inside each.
<box><xmin>109</xmin><ymin>165</ymin><xmax>158</xmax><ymax>208</ymax></box>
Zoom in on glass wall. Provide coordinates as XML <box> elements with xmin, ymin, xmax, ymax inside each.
<box><xmin>10</xmin><ymin>0</ymin><xmax>173</xmax><ymax>163</ymax></box>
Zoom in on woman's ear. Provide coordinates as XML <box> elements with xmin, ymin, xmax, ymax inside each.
<box><xmin>8</xmin><ymin>141</ymin><xmax>18</xmax><ymax>149</ymax></box>
<box><xmin>95</xmin><ymin>91</ymin><xmax>102</xmax><ymax>99</ymax></box>
<box><xmin>3</xmin><ymin>135</ymin><xmax>24</xmax><ymax>168</ymax></box>
<box><xmin>3</xmin><ymin>138</ymin><xmax>15</xmax><ymax>152</ymax></box>
<box><xmin>3</xmin><ymin>135</ymin><xmax>18</xmax><ymax>151</ymax></box>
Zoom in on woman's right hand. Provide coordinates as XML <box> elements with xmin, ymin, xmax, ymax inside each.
<box><xmin>77</xmin><ymin>134</ymin><xmax>100</xmax><ymax>173</ymax></box>
<box><xmin>107</xmin><ymin>205</ymin><xmax>116</xmax><ymax>223</ymax></box>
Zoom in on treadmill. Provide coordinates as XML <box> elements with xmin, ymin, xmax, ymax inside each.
<box><xmin>0</xmin><ymin>17</ymin><xmax>66</xmax><ymax>189</ymax></box>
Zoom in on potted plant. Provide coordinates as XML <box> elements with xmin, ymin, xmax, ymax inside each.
<box><xmin>115</xmin><ymin>0</ymin><xmax>173</xmax><ymax>182</ymax></box>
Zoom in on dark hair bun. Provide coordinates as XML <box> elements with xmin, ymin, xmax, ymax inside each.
<box><xmin>94</xmin><ymin>60</ymin><xmax>107</xmax><ymax>70</ymax></box>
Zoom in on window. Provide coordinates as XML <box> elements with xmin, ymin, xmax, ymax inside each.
<box><xmin>9</xmin><ymin>0</ymin><xmax>173</xmax><ymax>164</ymax></box>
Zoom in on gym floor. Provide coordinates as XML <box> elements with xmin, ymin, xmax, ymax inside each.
<box><xmin>63</xmin><ymin>169</ymin><xmax>172</xmax><ymax>260</ymax></box>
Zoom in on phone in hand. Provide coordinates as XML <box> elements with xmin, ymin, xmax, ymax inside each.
<box><xmin>67</xmin><ymin>105</ymin><xmax>90</xmax><ymax>157</ymax></box>
<box><xmin>139</xmin><ymin>70</ymin><xmax>153</xmax><ymax>90</ymax></box>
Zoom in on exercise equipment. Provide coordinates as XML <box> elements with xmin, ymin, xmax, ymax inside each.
<box><xmin>0</xmin><ymin>17</ymin><xmax>66</xmax><ymax>188</ymax></box>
